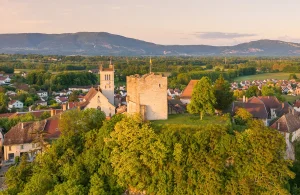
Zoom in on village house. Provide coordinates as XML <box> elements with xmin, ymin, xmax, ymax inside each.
<box><xmin>232</xmin><ymin>96</ymin><xmax>290</xmax><ymax>126</ymax></box>
<box><xmin>35</xmin><ymin>100</ymin><xmax>47</xmax><ymax>106</ymax></box>
<box><xmin>37</xmin><ymin>90</ymin><xmax>48</xmax><ymax>99</ymax></box>
<box><xmin>21</xmin><ymin>72</ymin><xmax>27</xmax><ymax>78</ymax></box>
<box><xmin>88</xmin><ymin>69</ymin><xmax>99</xmax><ymax>74</ymax></box>
<box><xmin>5</xmin><ymin>91</ymin><xmax>17</xmax><ymax>97</ymax></box>
<box><xmin>180</xmin><ymin>80</ymin><xmax>198</xmax><ymax>104</ymax></box>
<box><xmin>8</xmin><ymin>100</ymin><xmax>24</xmax><ymax>110</ymax></box>
<box><xmin>126</xmin><ymin>73</ymin><xmax>168</xmax><ymax>121</ymax></box>
<box><xmin>3</xmin><ymin>116</ymin><xmax>61</xmax><ymax>163</ymax></box>
<box><xmin>55</xmin><ymin>96</ymin><xmax>68</xmax><ymax>104</ymax></box>
<box><xmin>0</xmin><ymin>75</ymin><xmax>11</xmax><ymax>85</ymax></box>
<box><xmin>270</xmin><ymin>110</ymin><xmax>300</xmax><ymax>160</ymax></box>
<box><xmin>69</xmin><ymin>86</ymin><xmax>91</xmax><ymax>93</ymax></box>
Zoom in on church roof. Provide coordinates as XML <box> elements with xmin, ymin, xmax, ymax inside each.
<box><xmin>83</xmin><ymin>87</ymin><xmax>98</xmax><ymax>102</ymax></box>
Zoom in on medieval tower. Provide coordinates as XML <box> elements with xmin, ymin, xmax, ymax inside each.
<box><xmin>126</xmin><ymin>58</ymin><xmax>168</xmax><ymax>120</ymax></box>
<box><xmin>99</xmin><ymin>60</ymin><xmax>115</xmax><ymax>105</ymax></box>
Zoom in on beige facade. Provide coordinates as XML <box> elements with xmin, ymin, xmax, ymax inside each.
<box><xmin>84</xmin><ymin>91</ymin><xmax>115</xmax><ymax>117</ymax></box>
<box><xmin>127</xmin><ymin>73</ymin><xmax>168</xmax><ymax>121</ymax></box>
<box><xmin>4</xmin><ymin>143</ymin><xmax>40</xmax><ymax>162</ymax></box>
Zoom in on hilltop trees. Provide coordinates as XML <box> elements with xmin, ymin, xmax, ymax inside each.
<box><xmin>187</xmin><ymin>77</ymin><xmax>216</xmax><ymax>120</ymax></box>
<box><xmin>214</xmin><ymin>75</ymin><xmax>233</xmax><ymax>112</ymax></box>
<box><xmin>2</xmin><ymin>109</ymin><xmax>296</xmax><ymax>195</ymax></box>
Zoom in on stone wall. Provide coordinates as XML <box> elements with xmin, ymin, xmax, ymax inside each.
<box><xmin>127</xmin><ymin>73</ymin><xmax>168</xmax><ymax>120</ymax></box>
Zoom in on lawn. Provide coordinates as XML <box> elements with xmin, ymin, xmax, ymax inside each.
<box><xmin>151</xmin><ymin>114</ymin><xmax>230</xmax><ymax>126</ymax></box>
<box><xmin>282</xmin><ymin>95</ymin><xmax>300</xmax><ymax>103</ymax></box>
<box><xmin>234</xmin><ymin>73</ymin><xmax>300</xmax><ymax>82</ymax></box>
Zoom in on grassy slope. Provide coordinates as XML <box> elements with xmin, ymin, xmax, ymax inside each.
<box><xmin>282</xmin><ymin>95</ymin><xmax>300</xmax><ymax>103</ymax></box>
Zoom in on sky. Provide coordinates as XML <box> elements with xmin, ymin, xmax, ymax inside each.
<box><xmin>0</xmin><ymin>0</ymin><xmax>300</xmax><ymax>46</ymax></box>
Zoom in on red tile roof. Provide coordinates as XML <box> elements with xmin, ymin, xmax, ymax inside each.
<box><xmin>232</xmin><ymin>102</ymin><xmax>268</xmax><ymax>119</ymax></box>
<box><xmin>4</xmin><ymin>117</ymin><xmax>62</xmax><ymax>145</ymax></box>
<box><xmin>83</xmin><ymin>87</ymin><xmax>98</xmax><ymax>102</ymax></box>
<box><xmin>180</xmin><ymin>80</ymin><xmax>198</xmax><ymax>99</ymax></box>
<box><xmin>270</xmin><ymin>113</ymin><xmax>300</xmax><ymax>133</ymax></box>
<box><xmin>4</xmin><ymin>121</ymin><xmax>47</xmax><ymax>145</ymax></box>
<box><xmin>8</xmin><ymin>100</ymin><xmax>18</xmax><ymax>105</ymax></box>
<box><xmin>44</xmin><ymin>118</ymin><xmax>60</xmax><ymax>139</ymax></box>
<box><xmin>8</xmin><ymin>111</ymin><xmax>51</xmax><ymax>119</ymax></box>
<box><xmin>68</xmin><ymin>102</ymin><xmax>80</xmax><ymax>109</ymax></box>
<box><xmin>0</xmin><ymin>113</ymin><xmax>14</xmax><ymax>118</ymax></box>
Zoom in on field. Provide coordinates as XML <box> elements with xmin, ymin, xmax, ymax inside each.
<box><xmin>282</xmin><ymin>95</ymin><xmax>300</xmax><ymax>103</ymax></box>
<box><xmin>151</xmin><ymin>114</ymin><xmax>230</xmax><ymax>126</ymax></box>
<box><xmin>234</xmin><ymin>73</ymin><xmax>300</xmax><ymax>82</ymax></box>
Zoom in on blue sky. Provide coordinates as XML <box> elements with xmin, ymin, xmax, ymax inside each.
<box><xmin>0</xmin><ymin>0</ymin><xmax>299</xmax><ymax>45</ymax></box>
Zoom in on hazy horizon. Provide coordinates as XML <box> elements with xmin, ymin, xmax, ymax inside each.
<box><xmin>1</xmin><ymin>0</ymin><xmax>300</xmax><ymax>46</ymax></box>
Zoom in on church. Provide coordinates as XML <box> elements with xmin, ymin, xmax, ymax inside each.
<box><xmin>80</xmin><ymin>61</ymin><xmax>116</xmax><ymax>117</ymax></box>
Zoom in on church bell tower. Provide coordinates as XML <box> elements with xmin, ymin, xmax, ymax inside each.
<box><xmin>99</xmin><ymin>59</ymin><xmax>115</xmax><ymax>105</ymax></box>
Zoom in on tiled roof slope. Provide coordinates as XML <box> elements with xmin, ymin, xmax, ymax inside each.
<box><xmin>270</xmin><ymin>113</ymin><xmax>300</xmax><ymax>133</ymax></box>
<box><xmin>180</xmin><ymin>80</ymin><xmax>198</xmax><ymax>99</ymax></box>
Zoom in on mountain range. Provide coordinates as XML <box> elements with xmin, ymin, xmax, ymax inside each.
<box><xmin>0</xmin><ymin>32</ymin><xmax>300</xmax><ymax>56</ymax></box>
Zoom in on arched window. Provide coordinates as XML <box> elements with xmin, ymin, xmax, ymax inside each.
<box><xmin>109</xmin><ymin>74</ymin><xmax>111</xmax><ymax>80</ymax></box>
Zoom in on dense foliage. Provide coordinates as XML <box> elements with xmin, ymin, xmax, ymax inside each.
<box><xmin>187</xmin><ymin>77</ymin><xmax>216</xmax><ymax>120</ymax></box>
<box><xmin>2</xmin><ymin>109</ymin><xmax>296</xmax><ymax>194</ymax></box>
<box><xmin>214</xmin><ymin>75</ymin><xmax>234</xmax><ymax>111</ymax></box>
<box><xmin>26</xmin><ymin>71</ymin><xmax>97</xmax><ymax>91</ymax></box>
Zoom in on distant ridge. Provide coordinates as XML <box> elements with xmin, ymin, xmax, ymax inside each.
<box><xmin>0</xmin><ymin>32</ymin><xmax>300</xmax><ymax>56</ymax></box>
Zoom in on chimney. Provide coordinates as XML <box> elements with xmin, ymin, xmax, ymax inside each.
<box><xmin>268</xmin><ymin>96</ymin><xmax>270</xmax><ymax>99</ymax></box>
<box><xmin>277</xmin><ymin>122</ymin><xmax>280</xmax><ymax>130</ymax></box>
<box><xmin>62</xmin><ymin>104</ymin><xmax>67</xmax><ymax>111</ymax></box>
<box><xmin>243</xmin><ymin>95</ymin><xmax>245</xmax><ymax>103</ymax></box>
<box><xmin>21</xmin><ymin>123</ymin><xmax>24</xmax><ymax>129</ymax></box>
<box><xmin>246</xmin><ymin>97</ymin><xmax>248</xmax><ymax>102</ymax></box>
<box><xmin>51</xmin><ymin>109</ymin><xmax>55</xmax><ymax>117</ymax></box>
<box><xmin>292</xmin><ymin>109</ymin><xmax>295</xmax><ymax>115</ymax></box>
<box><xmin>282</xmin><ymin>102</ymin><xmax>284</xmax><ymax>108</ymax></box>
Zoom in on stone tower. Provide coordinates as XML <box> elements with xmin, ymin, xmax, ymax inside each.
<box><xmin>126</xmin><ymin>73</ymin><xmax>168</xmax><ymax>121</ymax></box>
<box><xmin>99</xmin><ymin>60</ymin><xmax>114</xmax><ymax>105</ymax></box>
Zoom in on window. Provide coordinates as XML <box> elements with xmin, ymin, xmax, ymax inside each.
<box><xmin>8</xmin><ymin>153</ymin><xmax>14</xmax><ymax>160</ymax></box>
<box><xmin>20</xmin><ymin>145</ymin><xmax>24</xmax><ymax>150</ymax></box>
<box><xmin>159</xmin><ymin>84</ymin><xmax>161</xmax><ymax>88</ymax></box>
<box><xmin>9</xmin><ymin>146</ymin><xmax>11</xmax><ymax>151</ymax></box>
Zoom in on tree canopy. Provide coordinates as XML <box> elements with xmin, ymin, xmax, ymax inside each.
<box><xmin>214</xmin><ymin>74</ymin><xmax>234</xmax><ymax>111</ymax></box>
<box><xmin>2</xmin><ymin>110</ymin><xmax>296</xmax><ymax>195</ymax></box>
<box><xmin>187</xmin><ymin>77</ymin><xmax>216</xmax><ymax>120</ymax></box>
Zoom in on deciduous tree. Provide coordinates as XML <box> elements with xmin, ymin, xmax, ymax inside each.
<box><xmin>187</xmin><ymin>77</ymin><xmax>216</xmax><ymax>120</ymax></box>
<box><xmin>214</xmin><ymin>74</ymin><xmax>233</xmax><ymax>112</ymax></box>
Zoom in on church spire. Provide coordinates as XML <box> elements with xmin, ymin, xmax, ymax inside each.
<box><xmin>109</xmin><ymin>57</ymin><xmax>114</xmax><ymax>70</ymax></box>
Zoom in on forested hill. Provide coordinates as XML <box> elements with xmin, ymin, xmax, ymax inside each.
<box><xmin>1</xmin><ymin>32</ymin><xmax>300</xmax><ymax>56</ymax></box>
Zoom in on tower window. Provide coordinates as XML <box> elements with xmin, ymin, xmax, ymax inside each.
<box><xmin>159</xmin><ymin>84</ymin><xmax>161</xmax><ymax>88</ymax></box>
